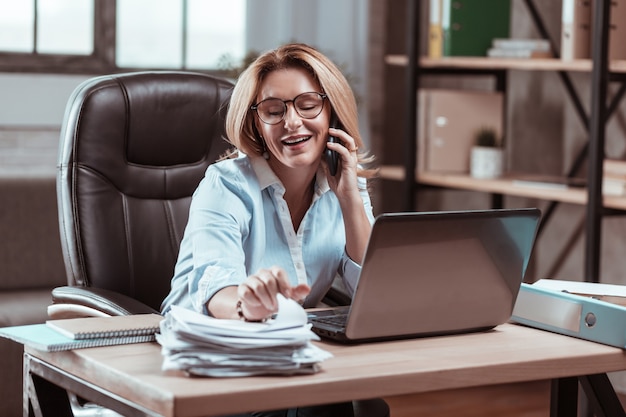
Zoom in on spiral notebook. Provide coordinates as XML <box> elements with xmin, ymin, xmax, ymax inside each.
<box><xmin>46</xmin><ymin>313</ymin><xmax>163</xmax><ymax>340</ymax></box>
<box><xmin>0</xmin><ymin>322</ymin><xmax>158</xmax><ymax>352</ymax></box>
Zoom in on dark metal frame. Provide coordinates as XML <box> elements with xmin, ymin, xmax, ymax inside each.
<box><xmin>551</xmin><ymin>375</ymin><xmax>626</xmax><ymax>417</ymax></box>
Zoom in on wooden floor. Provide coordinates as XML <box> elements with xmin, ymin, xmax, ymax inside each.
<box><xmin>384</xmin><ymin>380</ymin><xmax>552</xmax><ymax>417</ymax></box>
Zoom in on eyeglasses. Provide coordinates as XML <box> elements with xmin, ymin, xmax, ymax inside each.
<box><xmin>250</xmin><ymin>92</ymin><xmax>327</xmax><ymax>125</ymax></box>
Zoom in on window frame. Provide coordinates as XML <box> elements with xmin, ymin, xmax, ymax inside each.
<box><xmin>0</xmin><ymin>0</ymin><xmax>228</xmax><ymax>75</ymax></box>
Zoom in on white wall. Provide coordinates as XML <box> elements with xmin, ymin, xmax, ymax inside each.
<box><xmin>0</xmin><ymin>74</ymin><xmax>90</xmax><ymax>175</ymax></box>
<box><xmin>0</xmin><ymin>73</ymin><xmax>90</xmax><ymax>127</ymax></box>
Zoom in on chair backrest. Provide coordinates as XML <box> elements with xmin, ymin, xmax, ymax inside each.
<box><xmin>57</xmin><ymin>71</ymin><xmax>233</xmax><ymax>311</ymax></box>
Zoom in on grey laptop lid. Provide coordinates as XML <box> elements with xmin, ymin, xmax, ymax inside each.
<box><xmin>310</xmin><ymin>208</ymin><xmax>541</xmax><ymax>343</ymax></box>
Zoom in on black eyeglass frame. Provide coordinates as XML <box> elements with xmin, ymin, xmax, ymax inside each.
<box><xmin>250</xmin><ymin>92</ymin><xmax>328</xmax><ymax>125</ymax></box>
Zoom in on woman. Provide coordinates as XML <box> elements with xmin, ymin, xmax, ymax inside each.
<box><xmin>161</xmin><ymin>43</ymin><xmax>376</xmax><ymax>416</ymax></box>
<box><xmin>162</xmin><ymin>42</ymin><xmax>376</xmax><ymax>320</ymax></box>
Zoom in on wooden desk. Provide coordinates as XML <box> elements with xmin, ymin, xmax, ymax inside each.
<box><xmin>24</xmin><ymin>323</ymin><xmax>626</xmax><ymax>417</ymax></box>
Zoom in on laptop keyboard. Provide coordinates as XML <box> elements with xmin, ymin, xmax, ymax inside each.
<box><xmin>311</xmin><ymin>313</ymin><xmax>348</xmax><ymax>328</ymax></box>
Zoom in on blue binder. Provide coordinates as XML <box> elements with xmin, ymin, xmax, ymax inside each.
<box><xmin>512</xmin><ymin>282</ymin><xmax>626</xmax><ymax>349</ymax></box>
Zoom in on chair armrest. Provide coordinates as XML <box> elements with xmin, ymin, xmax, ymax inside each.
<box><xmin>322</xmin><ymin>286</ymin><xmax>352</xmax><ymax>307</ymax></box>
<box><xmin>50</xmin><ymin>286</ymin><xmax>159</xmax><ymax>318</ymax></box>
<box><xmin>51</xmin><ymin>284</ymin><xmax>349</xmax><ymax>318</ymax></box>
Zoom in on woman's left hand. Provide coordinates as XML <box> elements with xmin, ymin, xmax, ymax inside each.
<box><xmin>325</xmin><ymin>127</ymin><xmax>360</xmax><ymax>197</ymax></box>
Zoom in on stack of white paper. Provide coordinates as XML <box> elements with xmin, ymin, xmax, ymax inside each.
<box><xmin>157</xmin><ymin>295</ymin><xmax>332</xmax><ymax>377</ymax></box>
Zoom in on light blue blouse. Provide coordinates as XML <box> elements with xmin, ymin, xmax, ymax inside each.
<box><xmin>161</xmin><ymin>155</ymin><xmax>374</xmax><ymax>315</ymax></box>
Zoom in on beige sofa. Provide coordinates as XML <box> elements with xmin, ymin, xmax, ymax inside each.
<box><xmin>0</xmin><ymin>176</ymin><xmax>66</xmax><ymax>417</ymax></box>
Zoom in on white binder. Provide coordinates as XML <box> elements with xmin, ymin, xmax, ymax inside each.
<box><xmin>512</xmin><ymin>279</ymin><xmax>626</xmax><ymax>349</ymax></box>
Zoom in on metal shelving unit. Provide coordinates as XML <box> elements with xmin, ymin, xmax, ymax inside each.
<box><xmin>387</xmin><ymin>0</ymin><xmax>626</xmax><ymax>283</ymax></box>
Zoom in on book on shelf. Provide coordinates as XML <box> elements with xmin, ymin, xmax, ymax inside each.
<box><xmin>561</xmin><ymin>0</ymin><xmax>591</xmax><ymax>60</ymax></box>
<box><xmin>491</xmin><ymin>38</ymin><xmax>550</xmax><ymax>51</ymax></box>
<box><xmin>487</xmin><ymin>38</ymin><xmax>552</xmax><ymax>59</ymax></box>
<box><xmin>441</xmin><ymin>0</ymin><xmax>511</xmax><ymax>57</ymax></box>
<box><xmin>428</xmin><ymin>0</ymin><xmax>443</xmax><ymax>58</ymax></box>
<box><xmin>487</xmin><ymin>48</ymin><xmax>552</xmax><ymax>59</ymax></box>
<box><xmin>46</xmin><ymin>313</ymin><xmax>163</xmax><ymax>340</ymax></box>
<box><xmin>417</xmin><ymin>89</ymin><xmax>503</xmax><ymax>173</ymax></box>
<box><xmin>0</xmin><ymin>323</ymin><xmax>157</xmax><ymax>352</ymax></box>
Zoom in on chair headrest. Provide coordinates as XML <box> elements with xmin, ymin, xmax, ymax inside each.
<box><xmin>59</xmin><ymin>71</ymin><xmax>234</xmax><ymax>199</ymax></box>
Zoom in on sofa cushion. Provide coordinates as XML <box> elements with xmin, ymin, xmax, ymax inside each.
<box><xmin>0</xmin><ymin>176</ymin><xmax>66</xmax><ymax>290</ymax></box>
<box><xmin>0</xmin><ymin>288</ymin><xmax>53</xmax><ymax>327</ymax></box>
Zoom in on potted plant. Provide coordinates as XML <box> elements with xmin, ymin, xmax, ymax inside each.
<box><xmin>470</xmin><ymin>126</ymin><xmax>504</xmax><ymax>179</ymax></box>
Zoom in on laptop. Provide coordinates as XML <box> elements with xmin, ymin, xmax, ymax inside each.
<box><xmin>308</xmin><ymin>208</ymin><xmax>541</xmax><ymax>343</ymax></box>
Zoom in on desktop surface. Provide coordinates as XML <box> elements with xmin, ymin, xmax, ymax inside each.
<box><xmin>25</xmin><ymin>323</ymin><xmax>626</xmax><ymax>417</ymax></box>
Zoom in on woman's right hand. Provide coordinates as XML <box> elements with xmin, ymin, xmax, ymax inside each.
<box><xmin>236</xmin><ymin>266</ymin><xmax>310</xmax><ymax>321</ymax></box>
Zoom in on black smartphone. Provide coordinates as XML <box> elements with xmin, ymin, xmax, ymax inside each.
<box><xmin>325</xmin><ymin>112</ymin><xmax>341</xmax><ymax>176</ymax></box>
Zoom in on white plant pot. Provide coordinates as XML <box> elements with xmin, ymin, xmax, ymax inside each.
<box><xmin>470</xmin><ymin>146</ymin><xmax>504</xmax><ymax>179</ymax></box>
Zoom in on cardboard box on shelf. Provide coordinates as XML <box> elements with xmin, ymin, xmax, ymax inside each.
<box><xmin>417</xmin><ymin>89</ymin><xmax>503</xmax><ymax>173</ymax></box>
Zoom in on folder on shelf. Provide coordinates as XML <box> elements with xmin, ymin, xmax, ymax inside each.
<box><xmin>609</xmin><ymin>0</ymin><xmax>626</xmax><ymax>61</ymax></box>
<box><xmin>441</xmin><ymin>0</ymin><xmax>511</xmax><ymax>57</ymax></box>
<box><xmin>561</xmin><ymin>0</ymin><xmax>591</xmax><ymax>60</ymax></box>
<box><xmin>428</xmin><ymin>0</ymin><xmax>443</xmax><ymax>58</ymax></box>
<box><xmin>512</xmin><ymin>279</ymin><xmax>626</xmax><ymax>349</ymax></box>
<box><xmin>418</xmin><ymin>89</ymin><xmax>503</xmax><ymax>173</ymax></box>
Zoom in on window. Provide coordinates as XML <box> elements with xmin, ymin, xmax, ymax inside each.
<box><xmin>38</xmin><ymin>0</ymin><xmax>94</xmax><ymax>55</ymax></box>
<box><xmin>0</xmin><ymin>0</ymin><xmax>246</xmax><ymax>74</ymax></box>
<box><xmin>0</xmin><ymin>1</ymin><xmax>34</xmax><ymax>52</ymax></box>
<box><xmin>117</xmin><ymin>0</ymin><xmax>245</xmax><ymax>70</ymax></box>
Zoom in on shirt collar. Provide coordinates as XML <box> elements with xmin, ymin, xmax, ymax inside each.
<box><xmin>250</xmin><ymin>155</ymin><xmax>281</xmax><ymax>190</ymax></box>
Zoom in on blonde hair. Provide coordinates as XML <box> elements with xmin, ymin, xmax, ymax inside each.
<box><xmin>224</xmin><ymin>43</ymin><xmax>375</xmax><ymax>178</ymax></box>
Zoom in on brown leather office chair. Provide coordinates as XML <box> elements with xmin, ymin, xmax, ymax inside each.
<box><xmin>46</xmin><ymin>71</ymin><xmax>389</xmax><ymax>417</ymax></box>
<box><xmin>52</xmin><ymin>71</ymin><xmax>233</xmax><ymax>318</ymax></box>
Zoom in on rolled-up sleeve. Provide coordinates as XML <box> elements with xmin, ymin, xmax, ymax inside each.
<box><xmin>340</xmin><ymin>176</ymin><xmax>375</xmax><ymax>297</ymax></box>
<box><xmin>162</xmin><ymin>162</ymin><xmax>256</xmax><ymax>314</ymax></box>
<box><xmin>341</xmin><ymin>253</ymin><xmax>362</xmax><ymax>296</ymax></box>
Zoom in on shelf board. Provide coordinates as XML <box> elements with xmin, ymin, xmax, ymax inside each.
<box><xmin>385</xmin><ymin>55</ymin><xmax>626</xmax><ymax>73</ymax></box>
<box><xmin>379</xmin><ymin>165</ymin><xmax>626</xmax><ymax>210</ymax></box>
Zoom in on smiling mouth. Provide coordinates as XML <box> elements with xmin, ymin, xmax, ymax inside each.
<box><xmin>283</xmin><ymin>136</ymin><xmax>311</xmax><ymax>146</ymax></box>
